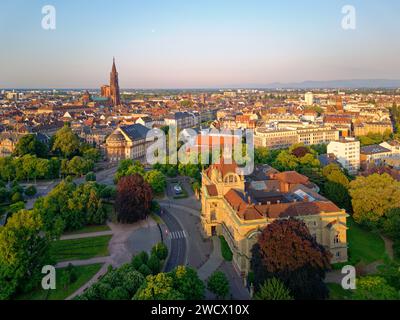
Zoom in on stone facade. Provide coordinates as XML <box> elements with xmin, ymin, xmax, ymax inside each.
<box><xmin>201</xmin><ymin>160</ymin><xmax>348</xmax><ymax>279</ymax></box>
<box><xmin>105</xmin><ymin>124</ymin><xmax>150</xmax><ymax>162</ymax></box>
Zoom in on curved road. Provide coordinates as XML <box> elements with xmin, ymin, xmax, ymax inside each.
<box><xmin>159</xmin><ymin>208</ymin><xmax>187</xmax><ymax>272</ymax></box>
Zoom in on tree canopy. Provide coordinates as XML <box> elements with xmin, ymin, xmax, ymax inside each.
<box><xmin>251</xmin><ymin>218</ymin><xmax>331</xmax><ymax>300</ymax></box>
<box><xmin>0</xmin><ymin>210</ymin><xmax>51</xmax><ymax>299</ymax></box>
<box><xmin>13</xmin><ymin>134</ymin><xmax>48</xmax><ymax>158</ymax></box>
<box><xmin>115</xmin><ymin>174</ymin><xmax>153</xmax><ymax>224</ymax></box>
<box><xmin>349</xmin><ymin>173</ymin><xmax>400</xmax><ymax>226</ymax></box>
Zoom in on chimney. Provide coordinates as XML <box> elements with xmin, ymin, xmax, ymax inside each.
<box><xmin>304</xmin><ymin>196</ymin><xmax>309</xmax><ymax>202</ymax></box>
<box><xmin>247</xmin><ymin>196</ymin><xmax>251</xmax><ymax>204</ymax></box>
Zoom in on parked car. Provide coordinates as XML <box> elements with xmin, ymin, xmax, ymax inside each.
<box><xmin>174</xmin><ymin>184</ymin><xmax>183</xmax><ymax>195</ymax></box>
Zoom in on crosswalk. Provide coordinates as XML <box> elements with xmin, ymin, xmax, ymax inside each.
<box><xmin>169</xmin><ymin>230</ymin><xmax>187</xmax><ymax>239</ymax></box>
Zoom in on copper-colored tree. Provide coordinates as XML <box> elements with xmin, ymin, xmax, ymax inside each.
<box><xmin>291</xmin><ymin>146</ymin><xmax>310</xmax><ymax>158</ymax></box>
<box><xmin>115</xmin><ymin>174</ymin><xmax>153</xmax><ymax>224</ymax></box>
<box><xmin>251</xmin><ymin>218</ymin><xmax>332</xmax><ymax>300</ymax></box>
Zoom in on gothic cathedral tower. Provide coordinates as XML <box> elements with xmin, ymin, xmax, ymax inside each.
<box><xmin>110</xmin><ymin>57</ymin><xmax>121</xmax><ymax>107</ymax></box>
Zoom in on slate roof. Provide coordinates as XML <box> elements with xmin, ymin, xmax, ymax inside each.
<box><xmin>360</xmin><ymin>144</ymin><xmax>391</xmax><ymax>155</ymax></box>
<box><xmin>120</xmin><ymin>123</ymin><xmax>150</xmax><ymax>140</ymax></box>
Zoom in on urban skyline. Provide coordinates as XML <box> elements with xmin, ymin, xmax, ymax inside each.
<box><xmin>1</xmin><ymin>0</ymin><xmax>400</xmax><ymax>88</ymax></box>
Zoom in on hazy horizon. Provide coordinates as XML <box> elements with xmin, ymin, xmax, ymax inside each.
<box><xmin>1</xmin><ymin>0</ymin><xmax>400</xmax><ymax>89</ymax></box>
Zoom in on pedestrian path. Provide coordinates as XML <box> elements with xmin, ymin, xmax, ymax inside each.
<box><xmin>66</xmin><ymin>262</ymin><xmax>111</xmax><ymax>300</ymax></box>
<box><xmin>60</xmin><ymin>230</ymin><xmax>113</xmax><ymax>241</ymax></box>
<box><xmin>198</xmin><ymin>236</ymin><xmax>223</xmax><ymax>281</ymax></box>
<box><xmin>56</xmin><ymin>256</ymin><xmax>110</xmax><ymax>268</ymax></box>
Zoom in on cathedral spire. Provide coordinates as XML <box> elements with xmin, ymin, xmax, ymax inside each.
<box><xmin>110</xmin><ymin>57</ymin><xmax>121</xmax><ymax>107</ymax></box>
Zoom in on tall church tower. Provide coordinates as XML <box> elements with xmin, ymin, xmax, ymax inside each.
<box><xmin>110</xmin><ymin>57</ymin><xmax>121</xmax><ymax>107</ymax></box>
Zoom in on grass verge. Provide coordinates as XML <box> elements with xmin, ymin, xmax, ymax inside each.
<box><xmin>50</xmin><ymin>235</ymin><xmax>112</xmax><ymax>262</ymax></box>
<box><xmin>219</xmin><ymin>236</ymin><xmax>233</xmax><ymax>261</ymax></box>
<box><xmin>16</xmin><ymin>264</ymin><xmax>103</xmax><ymax>300</ymax></box>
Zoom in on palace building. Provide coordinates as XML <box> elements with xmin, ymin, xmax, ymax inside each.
<box><xmin>201</xmin><ymin>160</ymin><xmax>348</xmax><ymax>280</ymax></box>
<box><xmin>105</xmin><ymin>123</ymin><xmax>150</xmax><ymax>162</ymax></box>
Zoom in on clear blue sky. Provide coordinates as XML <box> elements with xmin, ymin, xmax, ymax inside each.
<box><xmin>0</xmin><ymin>0</ymin><xmax>399</xmax><ymax>88</ymax></box>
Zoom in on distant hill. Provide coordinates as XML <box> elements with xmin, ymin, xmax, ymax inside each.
<box><xmin>231</xmin><ymin>79</ymin><xmax>400</xmax><ymax>89</ymax></box>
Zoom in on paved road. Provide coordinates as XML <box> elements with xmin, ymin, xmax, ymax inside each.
<box><xmin>160</xmin><ymin>208</ymin><xmax>187</xmax><ymax>272</ymax></box>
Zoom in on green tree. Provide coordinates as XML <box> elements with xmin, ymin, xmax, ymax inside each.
<box><xmin>133</xmin><ymin>273</ymin><xmax>184</xmax><ymax>300</ymax></box>
<box><xmin>82</xmin><ymin>147</ymin><xmax>101</xmax><ymax>162</ymax></box>
<box><xmin>151</xmin><ymin>242</ymin><xmax>168</xmax><ymax>260</ymax></box>
<box><xmin>349</xmin><ymin>174</ymin><xmax>400</xmax><ymax>225</ymax></box>
<box><xmin>0</xmin><ymin>210</ymin><xmax>51</xmax><ymax>299</ymax></box>
<box><xmin>85</xmin><ymin>172</ymin><xmax>97</xmax><ymax>182</ymax></box>
<box><xmin>11</xmin><ymin>192</ymin><xmax>23</xmax><ymax>203</ymax></box>
<box><xmin>24</xmin><ymin>185</ymin><xmax>37</xmax><ymax>197</ymax></box>
<box><xmin>13</xmin><ymin>134</ymin><xmax>48</xmax><ymax>158</ymax></box>
<box><xmin>254</xmin><ymin>278</ymin><xmax>293</xmax><ymax>300</ymax></box>
<box><xmin>147</xmin><ymin>254</ymin><xmax>161</xmax><ymax>275</ymax></box>
<box><xmin>171</xmin><ymin>266</ymin><xmax>205</xmax><ymax>300</ymax></box>
<box><xmin>353</xmin><ymin>276</ymin><xmax>399</xmax><ymax>300</ymax></box>
<box><xmin>207</xmin><ymin>271</ymin><xmax>230</xmax><ymax>299</ymax></box>
<box><xmin>115</xmin><ymin>160</ymin><xmax>145</xmax><ymax>182</ymax></box>
<box><xmin>8</xmin><ymin>201</ymin><xmax>25</xmax><ymax>214</ymax></box>
<box><xmin>144</xmin><ymin>170</ymin><xmax>166</xmax><ymax>194</ymax></box>
<box><xmin>52</xmin><ymin>124</ymin><xmax>80</xmax><ymax>158</ymax></box>
<box><xmin>381</xmin><ymin>208</ymin><xmax>400</xmax><ymax>240</ymax></box>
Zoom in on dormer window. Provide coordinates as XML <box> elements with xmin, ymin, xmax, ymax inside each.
<box><xmin>224</xmin><ymin>174</ymin><xmax>238</xmax><ymax>184</ymax></box>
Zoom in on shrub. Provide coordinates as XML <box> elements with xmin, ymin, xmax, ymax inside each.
<box><xmin>131</xmin><ymin>251</ymin><xmax>149</xmax><ymax>270</ymax></box>
<box><xmin>24</xmin><ymin>185</ymin><xmax>37</xmax><ymax>197</ymax></box>
<box><xmin>151</xmin><ymin>242</ymin><xmax>168</xmax><ymax>261</ymax></box>
<box><xmin>219</xmin><ymin>236</ymin><xmax>233</xmax><ymax>261</ymax></box>
<box><xmin>11</xmin><ymin>192</ymin><xmax>23</xmax><ymax>203</ymax></box>
<box><xmin>254</xmin><ymin>278</ymin><xmax>293</xmax><ymax>300</ymax></box>
<box><xmin>138</xmin><ymin>264</ymin><xmax>152</xmax><ymax>277</ymax></box>
<box><xmin>207</xmin><ymin>271</ymin><xmax>230</xmax><ymax>299</ymax></box>
<box><xmin>147</xmin><ymin>254</ymin><xmax>161</xmax><ymax>275</ymax></box>
<box><xmin>85</xmin><ymin>172</ymin><xmax>96</xmax><ymax>182</ymax></box>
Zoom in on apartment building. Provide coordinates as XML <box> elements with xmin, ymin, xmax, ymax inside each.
<box><xmin>327</xmin><ymin>137</ymin><xmax>360</xmax><ymax>174</ymax></box>
<box><xmin>254</xmin><ymin>126</ymin><xmax>339</xmax><ymax>150</ymax></box>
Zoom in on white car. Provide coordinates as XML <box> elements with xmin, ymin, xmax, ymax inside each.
<box><xmin>174</xmin><ymin>185</ymin><xmax>183</xmax><ymax>195</ymax></box>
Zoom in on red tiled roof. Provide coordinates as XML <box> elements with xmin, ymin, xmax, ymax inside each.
<box><xmin>206</xmin><ymin>184</ymin><xmax>218</xmax><ymax>197</ymax></box>
<box><xmin>273</xmin><ymin>172</ymin><xmax>309</xmax><ymax>185</ymax></box>
<box><xmin>205</xmin><ymin>158</ymin><xmax>239</xmax><ymax>179</ymax></box>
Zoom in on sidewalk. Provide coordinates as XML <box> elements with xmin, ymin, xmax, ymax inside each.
<box><xmin>65</xmin><ymin>262</ymin><xmax>111</xmax><ymax>300</ymax></box>
<box><xmin>56</xmin><ymin>256</ymin><xmax>110</xmax><ymax>268</ymax></box>
<box><xmin>198</xmin><ymin>236</ymin><xmax>223</xmax><ymax>281</ymax></box>
<box><xmin>60</xmin><ymin>230</ymin><xmax>114</xmax><ymax>241</ymax></box>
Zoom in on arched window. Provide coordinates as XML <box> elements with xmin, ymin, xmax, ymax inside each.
<box><xmin>334</xmin><ymin>233</ymin><xmax>340</xmax><ymax>244</ymax></box>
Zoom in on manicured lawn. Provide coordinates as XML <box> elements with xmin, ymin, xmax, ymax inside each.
<box><xmin>219</xmin><ymin>236</ymin><xmax>233</xmax><ymax>262</ymax></box>
<box><xmin>63</xmin><ymin>224</ymin><xmax>111</xmax><ymax>235</ymax></box>
<box><xmin>347</xmin><ymin>218</ymin><xmax>386</xmax><ymax>265</ymax></box>
<box><xmin>16</xmin><ymin>264</ymin><xmax>102</xmax><ymax>300</ymax></box>
<box><xmin>50</xmin><ymin>235</ymin><xmax>112</xmax><ymax>262</ymax></box>
<box><xmin>327</xmin><ymin>283</ymin><xmax>354</xmax><ymax>300</ymax></box>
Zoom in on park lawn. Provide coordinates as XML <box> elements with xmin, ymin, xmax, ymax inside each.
<box><xmin>50</xmin><ymin>235</ymin><xmax>112</xmax><ymax>262</ymax></box>
<box><xmin>16</xmin><ymin>264</ymin><xmax>103</xmax><ymax>300</ymax></box>
<box><xmin>327</xmin><ymin>283</ymin><xmax>354</xmax><ymax>300</ymax></box>
<box><xmin>63</xmin><ymin>224</ymin><xmax>111</xmax><ymax>236</ymax></box>
<box><xmin>347</xmin><ymin>218</ymin><xmax>386</xmax><ymax>265</ymax></box>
